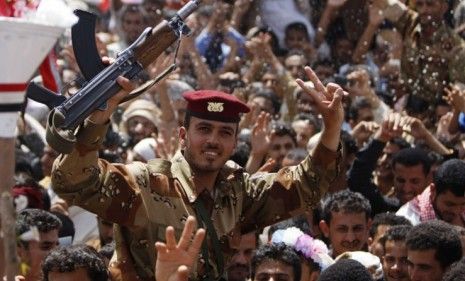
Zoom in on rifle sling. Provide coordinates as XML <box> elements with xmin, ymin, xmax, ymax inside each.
<box><xmin>120</xmin><ymin>64</ymin><xmax>177</xmax><ymax>104</ymax></box>
<box><xmin>193</xmin><ymin>198</ymin><xmax>224</xmax><ymax>281</ymax></box>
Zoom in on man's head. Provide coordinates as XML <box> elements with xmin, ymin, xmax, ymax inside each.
<box><xmin>348</xmin><ymin>98</ymin><xmax>374</xmax><ymax>128</ymax></box>
<box><xmin>121</xmin><ymin>99</ymin><xmax>160</xmax><ymax>146</ymax></box>
<box><xmin>251</xmin><ymin>243</ymin><xmax>301</xmax><ymax>281</ymax></box>
<box><xmin>369</xmin><ymin>213</ymin><xmax>412</xmax><ymax>257</ymax></box>
<box><xmin>414</xmin><ymin>0</ymin><xmax>448</xmax><ymax>28</ymax></box>
<box><xmin>284</xmin><ymin>51</ymin><xmax>307</xmax><ymax>80</ymax></box>
<box><xmin>312</xmin><ymin>59</ymin><xmax>335</xmax><ymax>82</ymax></box>
<box><xmin>227</xmin><ymin>232</ymin><xmax>258</xmax><ymax>281</ymax></box>
<box><xmin>330</xmin><ymin>35</ymin><xmax>355</xmax><ymax>67</ymax></box>
<box><xmin>380</xmin><ymin>225</ymin><xmax>412</xmax><ymax>281</ymax></box>
<box><xmin>376</xmin><ymin>138</ymin><xmax>410</xmax><ymax>181</ymax></box>
<box><xmin>294</xmin><ymin>87</ymin><xmax>318</xmax><ymax>115</ymax></box>
<box><xmin>16</xmin><ymin>209</ymin><xmax>61</xmax><ymax>278</ymax></box>
<box><xmin>284</xmin><ymin>22</ymin><xmax>310</xmax><ymax>51</ymax></box>
<box><xmin>143</xmin><ymin>0</ymin><xmax>164</xmax><ymax>26</ymax></box>
<box><xmin>431</xmin><ymin>159</ymin><xmax>465</xmax><ymax>225</ymax></box>
<box><xmin>319</xmin><ymin>190</ymin><xmax>372</xmax><ymax>257</ymax></box>
<box><xmin>392</xmin><ymin>148</ymin><xmax>431</xmax><ymax>204</ymax></box>
<box><xmin>291</xmin><ymin>115</ymin><xmax>319</xmax><ymax>149</ymax></box>
<box><xmin>268</xmin><ymin>122</ymin><xmax>297</xmax><ymax>170</ymax></box>
<box><xmin>180</xmin><ymin>90</ymin><xmax>249</xmax><ymax>173</ymax></box>
<box><xmin>42</xmin><ymin>245</ymin><xmax>108</xmax><ymax>281</ymax></box>
<box><xmin>406</xmin><ymin>220</ymin><xmax>462</xmax><ymax>281</ymax></box>
<box><xmin>249</xmin><ymin>90</ymin><xmax>280</xmax><ymax>116</ymax></box>
<box><xmin>318</xmin><ymin>259</ymin><xmax>373</xmax><ymax>281</ymax></box>
<box><xmin>119</xmin><ymin>4</ymin><xmax>147</xmax><ymax>45</ymax></box>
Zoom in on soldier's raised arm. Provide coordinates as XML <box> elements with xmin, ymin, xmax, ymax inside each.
<box><xmin>239</xmin><ymin>66</ymin><xmax>345</xmax><ymax>233</ymax></box>
<box><xmin>50</xmin><ymin>77</ymin><xmax>145</xmax><ymax>226</ymax></box>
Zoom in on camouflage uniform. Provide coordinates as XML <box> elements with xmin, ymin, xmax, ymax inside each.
<box><xmin>386</xmin><ymin>3</ymin><xmax>465</xmax><ymax>103</ymax></box>
<box><xmin>51</xmin><ymin>119</ymin><xmax>340</xmax><ymax>281</ymax></box>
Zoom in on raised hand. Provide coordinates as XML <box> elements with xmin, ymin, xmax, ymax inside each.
<box><xmin>155</xmin><ymin>216</ymin><xmax>205</xmax><ymax>281</ymax></box>
<box><xmin>401</xmin><ymin>115</ymin><xmax>428</xmax><ymax>140</ymax></box>
<box><xmin>89</xmin><ymin>74</ymin><xmax>135</xmax><ymax>125</ymax></box>
<box><xmin>250</xmin><ymin>112</ymin><xmax>272</xmax><ymax>155</ymax></box>
<box><xmin>351</xmin><ymin>121</ymin><xmax>380</xmax><ymax>146</ymax></box>
<box><xmin>444</xmin><ymin>84</ymin><xmax>465</xmax><ymax>112</ymax></box>
<box><xmin>256</xmin><ymin>158</ymin><xmax>277</xmax><ymax>173</ymax></box>
<box><xmin>154</xmin><ymin>128</ymin><xmax>179</xmax><ymax>160</ymax></box>
<box><xmin>296</xmin><ymin>67</ymin><xmax>344</xmax><ymax>132</ymax></box>
<box><xmin>368</xmin><ymin>3</ymin><xmax>385</xmax><ymax>26</ymax></box>
<box><xmin>374</xmin><ymin>112</ymin><xmax>403</xmax><ymax>142</ymax></box>
<box><xmin>296</xmin><ymin>66</ymin><xmax>344</xmax><ymax>151</ymax></box>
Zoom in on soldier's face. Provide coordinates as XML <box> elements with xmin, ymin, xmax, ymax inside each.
<box><xmin>180</xmin><ymin>117</ymin><xmax>237</xmax><ymax>173</ymax></box>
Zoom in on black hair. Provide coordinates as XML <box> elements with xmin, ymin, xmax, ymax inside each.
<box><xmin>389</xmin><ymin>137</ymin><xmax>411</xmax><ymax>150</ymax></box>
<box><xmin>406</xmin><ymin>94</ymin><xmax>429</xmax><ymax>115</ymax></box>
<box><xmin>433</xmin><ymin>159</ymin><xmax>465</xmax><ymax>197</ymax></box>
<box><xmin>270</xmin><ymin>122</ymin><xmax>297</xmax><ymax>146</ymax></box>
<box><xmin>42</xmin><ymin>245</ymin><xmax>108</xmax><ymax>281</ymax></box>
<box><xmin>251</xmin><ymin>89</ymin><xmax>281</xmax><ymax>115</ymax></box>
<box><xmin>293</xmin><ymin>113</ymin><xmax>321</xmax><ymax>132</ymax></box>
<box><xmin>391</xmin><ymin>147</ymin><xmax>431</xmax><ymax>176</ymax></box>
<box><xmin>16</xmin><ymin>209</ymin><xmax>61</xmax><ymax>249</ymax></box>
<box><xmin>379</xmin><ymin>225</ymin><xmax>413</xmax><ymax>250</ymax></box>
<box><xmin>406</xmin><ymin>220</ymin><xmax>462</xmax><ymax>269</ymax></box>
<box><xmin>348</xmin><ymin>98</ymin><xmax>373</xmax><ymax>122</ymax></box>
<box><xmin>51</xmin><ymin>211</ymin><xmax>75</xmax><ymax>243</ymax></box>
<box><xmin>443</xmin><ymin>257</ymin><xmax>465</xmax><ymax>281</ymax></box>
<box><xmin>230</xmin><ymin>141</ymin><xmax>251</xmax><ymax>167</ymax></box>
<box><xmin>268</xmin><ymin>215</ymin><xmax>311</xmax><ymax>239</ymax></box>
<box><xmin>321</xmin><ymin>190</ymin><xmax>372</xmax><ymax>223</ymax></box>
<box><xmin>251</xmin><ymin>243</ymin><xmax>301</xmax><ymax>281</ymax></box>
<box><xmin>99</xmin><ymin>241</ymin><xmax>115</xmax><ymax>261</ymax></box>
<box><xmin>16</xmin><ymin>208</ymin><xmax>62</xmax><ymax>237</ymax></box>
<box><xmin>318</xmin><ymin>259</ymin><xmax>373</xmax><ymax>281</ymax></box>
<box><xmin>369</xmin><ymin>212</ymin><xmax>412</xmax><ymax>238</ymax></box>
<box><xmin>284</xmin><ymin>22</ymin><xmax>310</xmax><ymax>41</ymax></box>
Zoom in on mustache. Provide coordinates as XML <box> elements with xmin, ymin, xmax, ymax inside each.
<box><xmin>341</xmin><ymin>240</ymin><xmax>361</xmax><ymax>249</ymax></box>
<box><xmin>204</xmin><ymin>143</ymin><xmax>220</xmax><ymax>150</ymax></box>
<box><xmin>227</xmin><ymin>263</ymin><xmax>249</xmax><ymax>271</ymax></box>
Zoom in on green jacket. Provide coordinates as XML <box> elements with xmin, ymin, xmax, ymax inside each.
<box><xmin>51</xmin><ymin>119</ymin><xmax>340</xmax><ymax>280</ymax></box>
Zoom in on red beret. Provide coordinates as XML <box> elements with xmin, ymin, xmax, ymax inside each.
<box><xmin>183</xmin><ymin>90</ymin><xmax>250</xmax><ymax>123</ymax></box>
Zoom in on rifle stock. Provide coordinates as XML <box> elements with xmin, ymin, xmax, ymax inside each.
<box><xmin>45</xmin><ymin>0</ymin><xmax>200</xmax><ymax>153</ymax></box>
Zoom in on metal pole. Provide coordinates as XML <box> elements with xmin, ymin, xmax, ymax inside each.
<box><xmin>0</xmin><ymin>137</ymin><xmax>18</xmax><ymax>281</ymax></box>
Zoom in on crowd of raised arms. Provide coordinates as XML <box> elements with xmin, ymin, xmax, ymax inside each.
<box><xmin>4</xmin><ymin>0</ymin><xmax>465</xmax><ymax>281</ymax></box>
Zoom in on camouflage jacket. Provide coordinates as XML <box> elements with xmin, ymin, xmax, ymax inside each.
<box><xmin>51</xmin><ymin>119</ymin><xmax>341</xmax><ymax>281</ymax></box>
<box><xmin>387</xmin><ymin>4</ymin><xmax>465</xmax><ymax>103</ymax></box>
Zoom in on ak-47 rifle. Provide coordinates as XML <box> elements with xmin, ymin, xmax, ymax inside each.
<box><xmin>27</xmin><ymin>0</ymin><xmax>201</xmax><ymax>154</ymax></box>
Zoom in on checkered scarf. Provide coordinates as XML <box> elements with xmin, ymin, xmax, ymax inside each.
<box><xmin>412</xmin><ymin>187</ymin><xmax>437</xmax><ymax>222</ymax></box>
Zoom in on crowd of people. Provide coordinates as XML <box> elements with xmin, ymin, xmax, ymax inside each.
<box><xmin>3</xmin><ymin>0</ymin><xmax>465</xmax><ymax>280</ymax></box>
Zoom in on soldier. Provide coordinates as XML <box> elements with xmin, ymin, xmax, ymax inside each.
<box><xmin>373</xmin><ymin>0</ymin><xmax>465</xmax><ymax>106</ymax></box>
<box><xmin>50</xmin><ymin>67</ymin><xmax>344</xmax><ymax>281</ymax></box>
